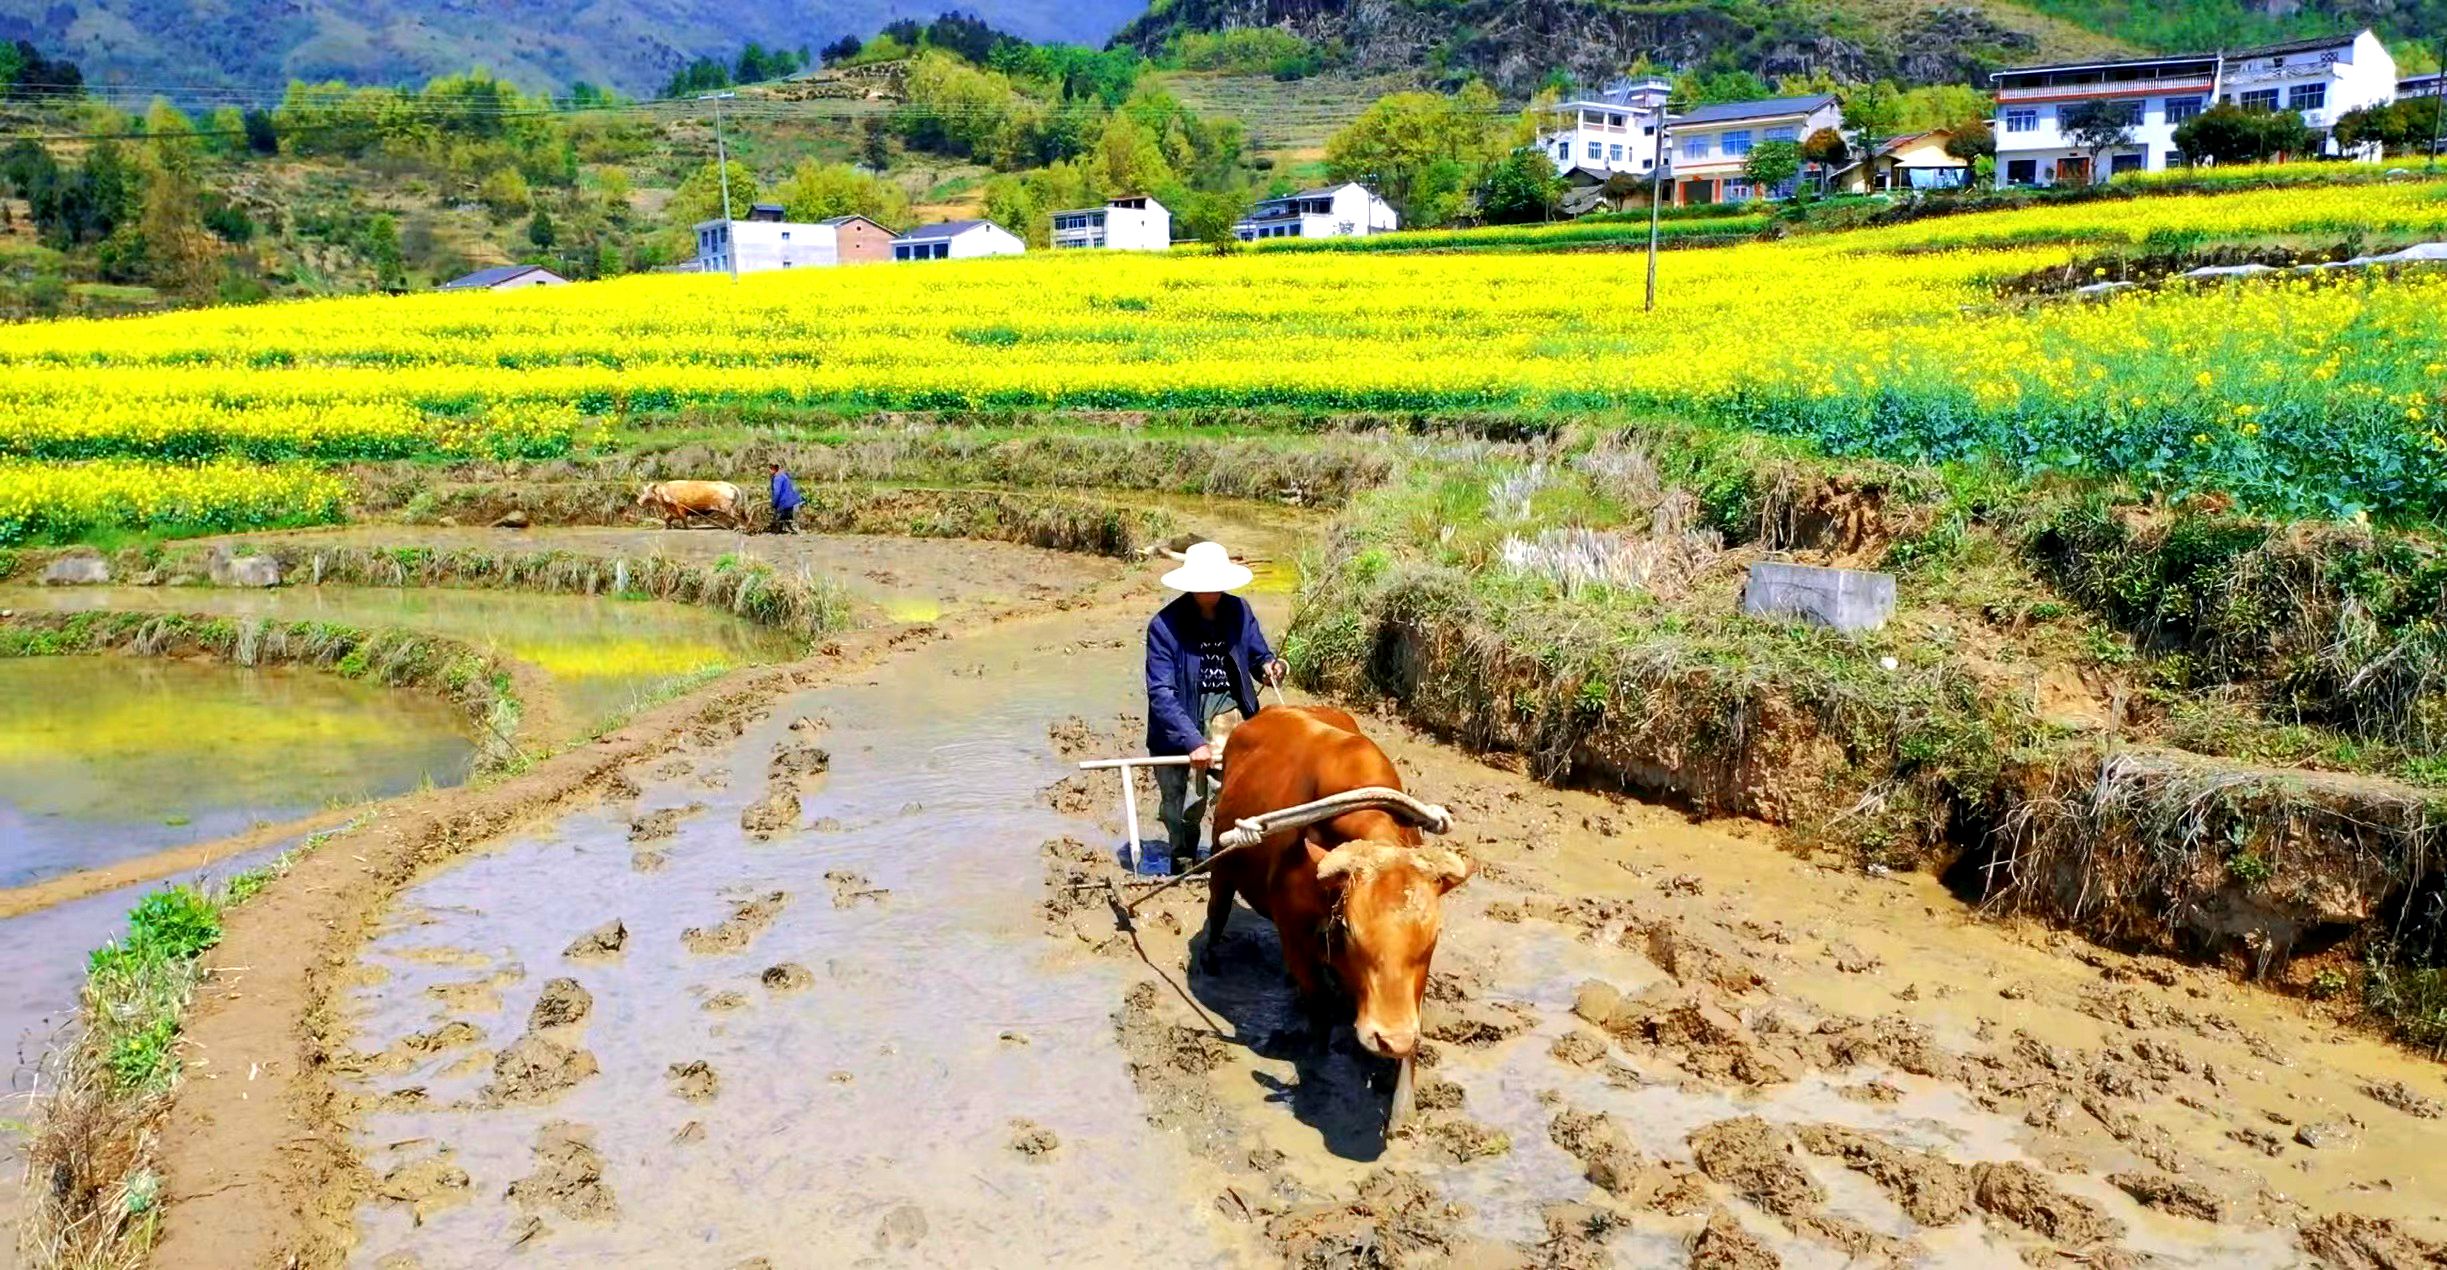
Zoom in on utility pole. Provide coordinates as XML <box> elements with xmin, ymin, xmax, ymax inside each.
<box><xmin>2431</xmin><ymin>35</ymin><xmax>2445</xmax><ymax>175</ymax></box>
<box><xmin>704</xmin><ymin>91</ymin><xmax>739</xmax><ymax>284</ymax></box>
<box><xmin>1645</xmin><ymin>98</ymin><xmax>1674</xmax><ymax>313</ymax></box>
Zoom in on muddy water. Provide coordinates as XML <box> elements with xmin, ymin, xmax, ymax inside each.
<box><xmin>0</xmin><ymin>658</ymin><xmax>471</xmax><ymax>888</ymax></box>
<box><xmin>218</xmin><ymin>526</ymin><xmax>1121</xmax><ymax>624</ymax></box>
<box><xmin>340</xmin><ymin>609</ymin><xmax>1255</xmax><ymax>1266</ymax></box>
<box><xmin>0</xmin><ymin>585</ymin><xmax>797</xmax><ymax>727</ymax></box>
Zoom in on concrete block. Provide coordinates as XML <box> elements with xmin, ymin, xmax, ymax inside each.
<box><xmin>40</xmin><ymin>553</ymin><xmax>109</xmax><ymax>586</ymax></box>
<box><xmin>208</xmin><ymin>548</ymin><xmax>282</xmax><ymax>588</ymax></box>
<box><xmin>1742</xmin><ymin>561</ymin><xmax>1894</xmax><ymax>633</ymax></box>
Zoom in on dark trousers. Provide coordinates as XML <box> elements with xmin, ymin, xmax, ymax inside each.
<box><xmin>1155</xmin><ymin>690</ymin><xmax>1241</xmax><ymax>866</ymax></box>
<box><xmin>772</xmin><ymin>505</ymin><xmax>796</xmax><ymax>534</ymax></box>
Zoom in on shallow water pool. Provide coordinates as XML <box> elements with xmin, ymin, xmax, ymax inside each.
<box><xmin>0</xmin><ymin>658</ymin><xmax>474</xmax><ymax>888</ymax></box>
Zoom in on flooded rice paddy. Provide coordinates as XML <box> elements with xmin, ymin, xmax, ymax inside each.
<box><xmin>332</xmin><ymin>588</ymin><xmax>2447</xmax><ymax>1267</ymax></box>
<box><xmin>0</xmin><ymin>658</ymin><xmax>470</xmax><ymax>889</ymax></box>
<box><xmin>214</xmin><ymin>525</ymin><xmax>1126</xmax><ymax>624</ymax></box>
<box><xmin>341</xmin><ymin>609</ymin><xmax>1255</xmax><ymax>1265</ymax></box>
<box><xmin>1</xmin><ymin>584</ymin><xmax>800</xmax><ymax>727</ymax></box>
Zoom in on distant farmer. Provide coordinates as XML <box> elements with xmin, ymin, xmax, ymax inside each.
<box><xmin>1146</xmin><ymin>541</ymin><xmax>1286</xmax><ymax>873</ymax></box>
<box><xmin>768</xmin><ymin>461</ymin><xmax>801</xmax><ymax>534</ymax></box>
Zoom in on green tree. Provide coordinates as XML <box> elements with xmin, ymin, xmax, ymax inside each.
<box><xmin>2060</xmin><ymin>100</ymin><xmax>2136</xmax><ymax>175</ymax></box>
<box><xmin>365</xmin><ymin>213</ymin><xmax>406</xmax><ymax>290</ymax></box>
<box><xmin>241</xmin><ymin>108</ymin><xmax>279</xmax><ymax>155</ymax></box>
<box><xmin>670</xmin><ymin>158</ymin><xmax>758</xmax><ymax>228</ymax></box>
<box><xmin>527</xmin><ymin>205</ymin><xmax>556</xmax><ymax>249</ymax></box>
<box><xmin>1742</xmin><ymin>139</ymin><xmax>1801</xmax><ymax>198</ymax></box>
<box><xmin>1177</xmin><ymin>188</ymin><xmax>1252</xmax><ymax>253</ymax></box>
<box><xmin>773</xmin><ymin>159</ymin><xmax>911</xmax><ymax>226</ymax></box>
<box><xmin>1600</xmin><ymin>170</ymin><xmax>1645</xmax><ymax>212</ymax></box>
<box><xmin>1841</xmin><ymin>82</ymin><xmax>1905</xmax><ymax>177</ymax></box>
<box><xmin>1478</xmin><ymin>147</ymin><xmax>1560</xmax><ymax>223</ymax></box>
<box><xmin>477</xmin><ymin>166</ymin><xmax>532</xmax><ymax>218</ymax></box>
<box><xmin>1323</xmin><ymin>82</ymin><xmax>1505</xmax><ymax>227</ymax></box>
<box><xmin>2170</xmin><ymin>103</ymin><xmax>2310</xmax><ymax>165</ymax></box>
<box><xmin>143</xmin><ymin>98</ymin><xmax>201</xmax><ymax>184</ymax></box>
<box><xmin>859</xmin><ymin>116</ymin><xmax>892</xmax><ymax>171</ymax></box>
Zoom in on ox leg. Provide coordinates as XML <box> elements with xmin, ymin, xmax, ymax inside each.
<box><xmin>1196</xmin><ymin>877</ymin><xmax>1232</xmax><ymax>976</ymax></box>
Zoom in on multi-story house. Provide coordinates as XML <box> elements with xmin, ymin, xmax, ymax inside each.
<box><xmin>1991</xmin><ymin>30</ymin><xmax>2397</xmax><ymax>186</ymax></box>
<box><xmin>1539</xmin><ymin>77</ymin><xmax>1673</xmax><ymax>177</ymax></box>
<box><xmin>1662</xmin><ymin>95</ymin><xmax>1842</xmax><ymax>205</ymax></box>
<box><xmin>1050</xmin><ymin>195</ymin><xmax>1173</xmax><ymax>251</ymax></box>
<box><xmin>1231</xmin><ymin>183</ymin><xmax>1400</xmax><ymax>241</ymax></box>
<box><xmin>693</xmin><ymin>205</ymin><xmax>896</xmax><ymax>274</ymax></box>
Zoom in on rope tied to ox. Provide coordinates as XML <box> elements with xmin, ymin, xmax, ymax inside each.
<box><xmin>1214</xmin><ymin>786</ymin><xmax>1454</xmax><ymax>851</ymax></box>
<box><xmin>1116</xmin><ymin>786</ymin><xmax>1455</xmax><ymax>915</ymax></box>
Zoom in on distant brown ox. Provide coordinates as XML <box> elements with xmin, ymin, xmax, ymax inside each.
<box><xmin>637</xmin><ymin>480</ymin><xmax>743</xmax><ymax>529</ymax></box>
<box><xmin>1200</xmin><ymin>706</ymin><xmax>1471</xmax><ymax>1061</ymax></box>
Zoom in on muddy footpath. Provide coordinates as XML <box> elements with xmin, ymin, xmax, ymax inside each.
<box><xmin>141</xmin><ymin>567</ymin><xmax>2447</xmax><ymax>1267</ymax></box>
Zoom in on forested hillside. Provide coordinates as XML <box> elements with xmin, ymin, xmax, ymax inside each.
<box><xmin>0</xmin><ymin>0</ymin><xmax>1147</xmax><ymax>96</ymax></box>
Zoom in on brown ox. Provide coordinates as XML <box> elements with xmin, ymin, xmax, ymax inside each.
<box><xmin>1200</xmin><ymin>705</ymin><xmax>1470</xmax><ymax>1061</ymax></box>
<box><xmin>637</xmin><ymin>480</ymin><xmax>743</xmax><ymax>529</ymax></box>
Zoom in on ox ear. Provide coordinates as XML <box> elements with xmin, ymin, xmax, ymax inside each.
<box><xmin>1416</xmin><ymin>847</ymin><xmax>1473</xmax><ymax>894</ymax></box>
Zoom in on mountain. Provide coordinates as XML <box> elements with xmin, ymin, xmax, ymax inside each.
<box><xmin>1114</xmin><ymin>0</ymin><xmax>2412</xmax><ymax>95</ymax></box>
<box><xmin>0</xmin><ymin>0</ymin><xmax>1150</xmax><ymax>97</ymax></box>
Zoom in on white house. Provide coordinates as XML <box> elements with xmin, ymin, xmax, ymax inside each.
<box><xmin>1051</xmin><ymin>195</ymin><xmax>1172</xmax><ymax>250</ymax></box>
<box><xmin>1991</xmin><ymin>30</ymin><xmax>2397</xmax><ymax>186</ymax></box>
<box><xmin>1540</xmin><ymin>77</ymin><xmax>1672</xmax><ymax>176</ymax></box>
<box><xmin>1663</xmin><ymin>94</ymin><xmax>1843</xmax><ymax>205</ymax></box>
<box><xmin>1231</xmin><ymin>183</ymin><xmax>1399</xmax><ymax>241</ymax></box>
<box><xmin>891</xmin><ymin>219</ymin><xmax>1026</xmax><ymax>261</ymax></box>
<box><xmin>2405</xmin><ymin>71</ymin><xmax>2445</xmax><ymax>100</ymax></box>
<box><xmin>694</xmin><ymin>204</ymin><xmax>898</xmax><ymax>274</ymax></box>
<box><xmin>2216</xmin><ymin>31</ymin><xmax>2397</xmax><ymax>156</ymax></box>
<box><xmin>438</xmin><ymin>264</ymin><xmax>568</xmax><ymax>292</ymax></box>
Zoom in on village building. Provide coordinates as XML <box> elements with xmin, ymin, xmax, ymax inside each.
<box><xmin>438</xmin><ymin>264</ymin><xmax>568</xmax><ymax>291</ymax></box>
<box><xmin>1050</xmin><ymin>195</ymin><xmax>1173</xmax><ymax>251</ymax></box>
<box><xmin>693</xmin><ymin>205</ymin><xmax>897</xmax><ymax>274</ymax></box>
<box><xmin>1539</xmin><ymin>77</ymin><xmax>1673</xmax><ymax>177</ymax></box>
<box><xmin>1662</xmin><ymin>94</ymin><xmax>1843</xmax><ymax>206</ymax></box>
<box><xmin>1830</xmin><ymin>130</ymin><xmax>1973</xmax><ymax>193</ymax></box>
<box><xmin>1231</xmin><ymin>183</ymin><xmax>1400</xmax><ymax>241</ymax></box>
<box><xmin>1990</xmin><ymin>30</ymin><xmax>2397</xmax><ymax>186</ymax></box>
<box><xmin>891</xmin><ymin>219</ymin><xmax>1027</xmax><ymax>261</ymax></box>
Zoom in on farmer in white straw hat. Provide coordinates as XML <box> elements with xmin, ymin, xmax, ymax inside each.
<box><xmin>1145</xmin><ymin>540</ymin><xmax>1287</xmax><ymax>874</ymax></box>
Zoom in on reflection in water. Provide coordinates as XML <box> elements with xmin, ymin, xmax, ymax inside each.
<box><xmin>0</xmin><ymin>659</ymin><xmax>472</xmax><ymax>887</ymax></box>
<box><xmin>343</xmin><ymin>613</ymin><xmax>1254</xmax><ymax>1266</ymax></box>
<box><xmin>0</xmin><ymin>585</ymin><xmax>800</xmax><ymax>726</ymax></box>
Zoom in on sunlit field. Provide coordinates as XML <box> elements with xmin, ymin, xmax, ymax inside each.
<box><xmin>4</xmin><ymin>181</ymin><xmax>2444</xmax><ymax>538</ymax></box>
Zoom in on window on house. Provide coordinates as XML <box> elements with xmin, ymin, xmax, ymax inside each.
<box><xmin>2241</xmin><ymin>88</ymin><xmax>2280</xmax><ymax>111</ymax></box>
<box><xmin>2113</xmin><ymin>100</ymin><xmax>2143</xmax><ymax>126</ymax></box>
<box><xmin>2005</xmin><ymin>158</ymin><xmax>2038</xmax><ymax>184</ymax></box>
<box><xmin>1642</xmin><ymin>124</ymin><xmax>1656</xmax><ymax>136</ymax></box>
<box><xmin>2165</xmin><ymin>96</ymin><xmax>2204</xmax><ymax>123</ymax></box>
<box><xmin>1724</xmin><ymin>179</ymin><xmax>1752</xmax><ymax>201</ymax></box>
<box><xmin>1586</xmin><ymin>142</ymin><xmax>1601</xmax><ymax>160</ymax></box>
<box><xmin>1765</xmin><ymin>126</ymin><xmax>1797</xmax><ymax>142</ymax></box>
<box><xmin>1722</xmin><ymin>130</ymin><xmax>1754</xmax><ymax>156</ymax></box>
<box><xmin>1608</xmin><ymin>144</ymin><xmax>1623</xmax><ymax>162</ymax></box>
<box><xmin>1607</xmin><ymin>112</ymin><xmax>1625</xmax><ymax>128</ymax></box>
<box><xmin>2110</xmin><ymin>151</ymin><xmax>2145</xmax><ymax>174</ymax></box>
<box><xmin>2004</xmin><ymin>108</ymin><xmax>2038</xmax><ymax>133</ymax></box>
<box><xmin>2288</xmin><ymin>84</ymin><xmax>2326</xmax><ymax>112</ymax></box>
<box><xmin>1682</xmin><ymin>135</ymin><xmax>1709</xmax><ymax>159</ymax></box>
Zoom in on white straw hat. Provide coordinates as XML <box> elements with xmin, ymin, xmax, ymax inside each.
<box><xmin>1160</xmin><ymin>541</ymin><xmax>1254</xmax><ymax>593</ymax></box>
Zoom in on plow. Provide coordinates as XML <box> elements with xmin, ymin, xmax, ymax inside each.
<box><xmin>1071</xmin><ymin>746</ymin><xmax>1457</xmax><ymax>1131</ymax></box>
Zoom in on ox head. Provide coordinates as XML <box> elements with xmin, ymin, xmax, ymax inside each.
<box><xmin>634</xmin><ymin>483</ymin><xmax>659</xmax><ymax>507</ymax></box>
<box><xmin>1314</xmin><ymin>841</ymin><xmax>1472</xmax><ymax>1060</ymax></box>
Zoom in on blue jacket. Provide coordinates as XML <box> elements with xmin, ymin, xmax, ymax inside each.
<box><xmin>1145</xmin><ymin>593</ymin><xmax>1274</xmax><ymax>755</ymax></box>
<box><xmin>770</xmin><ymin>470</ymin><xmax>801</xmax><ymax>511</ymax></box>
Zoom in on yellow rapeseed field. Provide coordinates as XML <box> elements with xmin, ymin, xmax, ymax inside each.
<box><xmin>1</xmin><ymin>181</ymin><xmax>2442</xmax><ymax>537</ymax></box>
